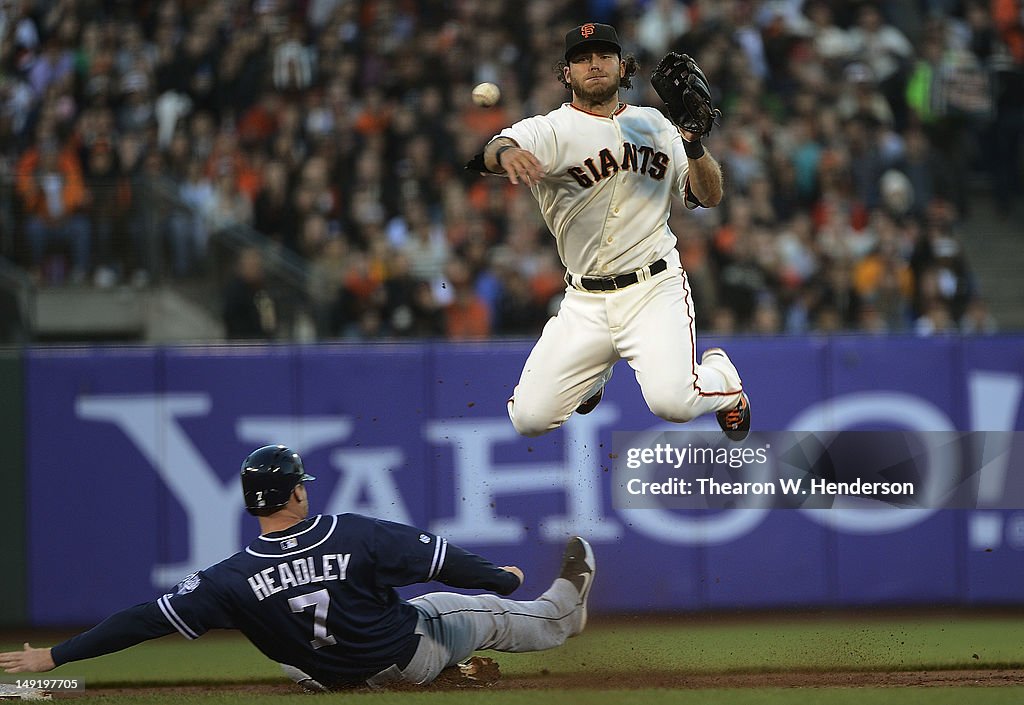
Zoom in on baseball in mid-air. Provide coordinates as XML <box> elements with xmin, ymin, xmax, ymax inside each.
<box><xmin>472</xmin><ymin>82</ymin><xmax>501</xmax><ymax>107</ymax></box>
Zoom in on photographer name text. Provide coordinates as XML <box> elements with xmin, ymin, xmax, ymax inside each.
<box><xmin>626</xmin><ymin>476</ymin><xmax>916</xmax><ymax>497</ymax></box>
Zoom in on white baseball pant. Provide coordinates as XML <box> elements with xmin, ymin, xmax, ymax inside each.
<box><xmin>508</xmin><ymin>251</ymin><xmax>743</xmax><ymax>436</ymax></box>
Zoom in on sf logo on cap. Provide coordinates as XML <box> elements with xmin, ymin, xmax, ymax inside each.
<box><xmin>581</xmin><ymin>23</ymin><xmax>595</xmax><ymax>38</ymax></box>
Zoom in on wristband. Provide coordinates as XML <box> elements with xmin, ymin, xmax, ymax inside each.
<box><xmin>682</xmin><ymin>137</ymin><xmax>705</xmax><ymax>160</ymax></box>
<box><xmin>495</xmin><ymin>145</ymin><xmax>515</xmax><ymax>168</ymax></box>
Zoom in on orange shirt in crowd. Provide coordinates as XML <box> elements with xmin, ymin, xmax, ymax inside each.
<box><xmin>15</xmin><ymin>145</ymin><xmax>87</xmax><ymax>221</ymax></box>
<box><xmin>993</xmin><ymin>0</ymin><xmax>1024</xmax><ymax>63</ymax></box>
<box><xmin>446</xmin><ymin>295</ymin><xmax>491</xmax><ymax>339</ymax></box>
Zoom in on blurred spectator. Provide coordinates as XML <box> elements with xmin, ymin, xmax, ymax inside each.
<box><xmin>118</xmin><ymin>71</ymin><xmax>154</xmax><ymax>133</ymax></box>
<box><xmin>155</xmin><ymin>91</ymin><xmax>193</xmax><ymax>149</ymax></box>
<box><xmin>223</xmin><ymin>247</ymin><xmax>275</xmax><ymax>340</ymax></box>
<box><xmin>857</xmin><ymin>303</ymin><xmax>890</xmax><ymax>334</ymax></box>
<box><xmin>804</xmin><ymin>0</ymin><xmax>854</xmax><ymax>67</ymax></box>
<box><xmin>816</xmin><ymin>261</ymin><xmax>863</xmax><ymax>328</ymax></box>
<box><xmin>910</xmin><ymin>201</ymin><xmax>975</xmax><ymax>321</ymax></box>
<box><xmin>495</xmin><ymin>266</ymin><xmax>544</xmax><ymax>335</ymax></box>
<box><xmin>400</xmin><ymin>211</ymin><xmax>449</xmax><ymax>285</ymax></box>
<box><xmin>746</xmin><ymin>174</ymin><xmax>778</xmax><ymax>227</ymax></box>
<box><xmin>28</xmin><ymin>36</ymin><xmax>74</xmax><ymax>98</ymax></box>
<box><xmin>16</xmin><ymin>134</ymin><xmax>91</xmax><ymax>282</ymax></box>
<box><xmin>444</xmin><ymin>257</ymin><xmax>490</xmax><ymax>340</ymax></box>
<box><xmin>847</xmin><ymin>3</ymin><xmax>914</xmax><ymax>128</ymax></box>
<box><xmin>713</xmin><ymin>201</ymin><xmax>775</xmax><ymax>327</ymax></box>
<box><xmin>292</xmin><ymin>155</ymin><xmax>339</xmax><ymax>248</ymax></box>
<box><xmin>207</xmin><ymin>168</ymin><xmax>254</xmax><ymax>236</ymax></box>
<box><xmin>239</xmin><ymin>91</ymin><xmax>283</xmax><ymax>146</ymax></box>
<box><xmin>384</xmin><ymin>252</ymin><xmax>444</xmax><ymax>337</ymax></box>
<box><xmin>273</xmin><ymin>21</ymin><xmax>316</xmax><ymax>91</ymax></box>
<box><xmin>325</xmin><ymin>249</ymin><xmax>385</xmax><ymax>338</ymax></box>
<box><xmin>878</xmin><ymin>169</ymin><xmax>914</xmax><ymax>219</ymax></box>
<box><xmin>836</xmin><ymin>63</ymin><xmax>894</xmax><ymax>126</ymax></box>
<box><xmin>636</xmin><ymin>0</ymin><xmax>691</xmax><ymax>61</ymax></box>
<box><xmin>167</xmin><ymin>158</ymin><xmax>216</xmax><ymax>277</ymax></box>
<box><xmin>751</xmin><ymin>297</ymin><xmax>783</xmax><ymax>334</ymax></box>
<box><xmin>710</xmin><ymin>306</ymin><xmax>738</xmax><ymax>335</ymax></box>
<box><xmin>960</xmin><ymin>298</ymin><xmax>999</xmax><ymax>334</ymax></box>
<box><xmin>307</xmin><ymin>233</ymin><xmax>347</xmax><ymax>336</ymax></box>
<box><xmin>775</xmin><ymin>212</ymin><xmax>819</xmax><ymax>290</ymax></box>
<box><xmin>82</xmin><ymin>138</ymin><xmax>128</xmax><ymax>286</ymax></box>
<box><xmin>529</xmin><ymin>250</ymin><xmax>567</xmax><ymax>317</ymax></box>
<box><xmin>915</xmin><ymin>299</ymin><xmax>957</xmax><ymax>336</ymax></box>
<box><xmin>252</xmin><ymin>159</ymin><xmax>296</xmax><ymax>251</ymax></box>
<box><xmin>852</xmin><ymin>239</ymin><xmax>913</xmax><ymax>330</ymax></box>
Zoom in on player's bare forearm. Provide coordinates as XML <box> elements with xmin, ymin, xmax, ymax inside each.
<box><xmin>685</xmin><ymin>147</ymin><xmax>723</xmax><ymax>207</ymax></box>
<box><xmin>0</xmin><ymin>643</ymin><xmax>56</xmax><ymax>673</ymax></box>
<box><xmin>484</xmin><ymin>138</ymin><xmax>545</xmax><ymax>187</ymax></box>
<box><xmin>483</xmin><ymin>137</ymin><xmax>517</xmax><ymax>173</ymax></box>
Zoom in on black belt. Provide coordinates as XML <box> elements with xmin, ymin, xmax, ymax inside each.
<box><xmin>565</xmin><ymin>258</ymin><xmax>668</xmax><ymax>292</ymax></box>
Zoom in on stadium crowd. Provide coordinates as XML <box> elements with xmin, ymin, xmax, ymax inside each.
<box><xmin>1</xmin><ymin>0</ymin><xmax>1021</xmax><ymax>340</ymax></box>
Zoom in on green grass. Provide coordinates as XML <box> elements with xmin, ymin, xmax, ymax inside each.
<box><xmin>3</xmin><ymin>613</ymin><xmax>1024</xmax><ymax>704</ymax></box>
<box><xmin>544</xmin><ymin>615</ymin><xmax>1024</xmax><ymax>672</ymax></box>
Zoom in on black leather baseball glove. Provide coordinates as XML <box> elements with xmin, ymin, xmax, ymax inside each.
<box><xmin>651</xmin><ymin>52</ymin><xmax>722</xmax><ymax>137</ymax></box>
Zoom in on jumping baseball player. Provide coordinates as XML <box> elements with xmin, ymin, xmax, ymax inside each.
<box><xmin>0</xmin><ymin>445</ymin><xmax>596</xmax><ymax>689</ymax></box>
<box><xmin>470</xmin><ymin>23</ymin><xmax>750</xmax><ymax>441</ymax></box>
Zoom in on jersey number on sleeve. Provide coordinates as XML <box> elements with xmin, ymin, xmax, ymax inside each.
<box><xmin>288</xmin><ymin>589</ymin><xmax>338</xmax><ymax>649</ymax></box>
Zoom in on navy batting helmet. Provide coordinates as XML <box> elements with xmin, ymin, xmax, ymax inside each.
<box><xmin>241</xmin><ymin>445</ymin><xmax>316</xmax><ymax>515</ymax></box>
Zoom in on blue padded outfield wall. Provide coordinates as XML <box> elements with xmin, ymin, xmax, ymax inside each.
<box><xmin>22</xmin><ymin>336</ymin><xmax>1024</xmax><ymax>625</ymax></box>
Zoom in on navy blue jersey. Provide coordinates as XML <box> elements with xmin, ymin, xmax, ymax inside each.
<box><xmin>51</xmin><ymin>512</ymin><xmax>519</xmax><ymax>684</ymax></box>
<box><xmin>157</xmin><ymin>514</ymin><xmax>450</xmax><ymax>685</ymax></box>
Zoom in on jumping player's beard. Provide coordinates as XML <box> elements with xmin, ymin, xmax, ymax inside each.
<box><xmin>570</xmin><ymin>74</ymin><xmax>619</xmax><ymax>108</ymax></box>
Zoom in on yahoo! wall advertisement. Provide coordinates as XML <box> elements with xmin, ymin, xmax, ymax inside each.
<box><xmin>23</xmin><ymin>336</ymin><xmax>1024</xmax><ymax>625</ymax></box>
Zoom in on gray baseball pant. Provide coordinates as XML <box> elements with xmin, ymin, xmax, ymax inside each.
<box><xmin>369</xmin><ymin>577</ymin><xmax>582</xmax><ymax>686</ymax></box>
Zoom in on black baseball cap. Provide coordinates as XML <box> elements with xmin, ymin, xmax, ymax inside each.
<box><xmin>564</xmin><ymin>23</ymin><xmax>621</xmax><ymax>61</ymax></box>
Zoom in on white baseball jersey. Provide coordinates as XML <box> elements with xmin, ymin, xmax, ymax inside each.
<box><xmin>498</xmin><ymin>102</ymin><xmax>701</xmax><ymax>277</ymax></box>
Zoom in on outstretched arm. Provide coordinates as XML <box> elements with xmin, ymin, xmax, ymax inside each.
<box><xmin>0</xmin><ymin>602</ymin><xmax>176</xmax><ymax>672</ymax></box>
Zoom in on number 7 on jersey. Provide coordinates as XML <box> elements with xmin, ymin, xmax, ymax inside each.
<box><xmin>288</xmin><ymin>589</ymin><xmax>337</xmax><ymax>649</ymax></box>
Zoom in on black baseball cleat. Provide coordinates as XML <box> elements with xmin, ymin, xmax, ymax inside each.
<box><xmin>716</xmin><ymin>392</ymin><xmax>751</xmax><ymax>442</ymax></box>
<box><xmin>558</xmin><ymin>536</ymin><xmax>595</xmax><ymax>634</ymax></box>
<box><xmin>575</xmin><ymin>388</ymin><xmax>603</xmax><ymax>415</ymax></box>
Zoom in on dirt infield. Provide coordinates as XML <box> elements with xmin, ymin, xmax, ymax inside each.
<box><xmin>510</xmin><ymin>668</ymin><xmax>1024</xmax><ymax>690</ymax></box>
<box><xmin>63</xmin><ymin>668</ymin><xmax>1024</xmax><ymax>697</ymax></box>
